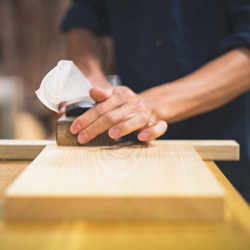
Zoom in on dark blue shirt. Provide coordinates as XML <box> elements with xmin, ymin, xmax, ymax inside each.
<box><xmin>61</xmin><ymin>0</ymin><xmax>250</xmax><ymax>201</ymax></box>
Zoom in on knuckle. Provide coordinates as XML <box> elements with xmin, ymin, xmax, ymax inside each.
<box><xmin>117</xmin><ymin>86</ymin><xmax>134</xmax><ymax>98</ymax></box>
<box><xmin>95</xmin><ymin>103</ymin><xmax>105</xmax><ymax>116</ymax></box>
<box><xmin>139</xmin><ymin>112</ymin><xmax>150</xmax><ymax>124</ymax></box>
<box><xmin>104</xmin><ymin>112</ymin><xmax>117</xmax><ymax>124</ymax></box>
<box><xmin>135</xmin><ymin>99</ymin><xmax>144</xmax><ymax>110</ymax></box>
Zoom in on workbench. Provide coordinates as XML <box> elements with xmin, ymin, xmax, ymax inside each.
<box><xmin>0</xmin><ymin>140</ymin><xmax>250</xmax><ymax>250</ymax></box>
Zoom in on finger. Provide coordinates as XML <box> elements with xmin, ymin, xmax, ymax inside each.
<box><xmin>76</xmin><ymin>100</ymin><xmax>143</xmax><ymax>143</ymax></box>
<box><xmin>89</xmin><ymin>87</ymin><xmax>113</xmax><ymax>102</ymax></box>
<box><xmin>70</xmin><ymin>100</ymin><xmax>117</xmax><ymax>135</ymax></box>
<box><xmin>58</xmin><ymin>101</ymin><xmax>68</xmax><ymax>116</ymax></box>
<box><xmin>76</xmin><ymin>108</ymin><xmax>124</xmax><ymax>143</ymax></box>
<box><xmin>108</xmin><ymin>112</ymin><xmax>151</xmax><ymax>139</ymax></box>
<box><xmin>58</xmin><ymin>106</ymin><xmax>66</xmax><ymax>116</ymax></box>
<box><xmin>137</xmin><ymin>120</ymin><xmax>168</xmax><ymax>141</ymax></box>
<box><xmin>70</xmin><ymin>87</ymin><xmax>134</xmax><ymax>134</ymax></box>
<box><xmin>70</xmin><ymin>98</ymin><xmax>120</xmax><ymax>135</ymax></box>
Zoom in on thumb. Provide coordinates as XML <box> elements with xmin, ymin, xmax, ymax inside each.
<box><xmin>89</xmin><ymin>87</ymin><xmax>113</xmax><ymax>102</ymax></box>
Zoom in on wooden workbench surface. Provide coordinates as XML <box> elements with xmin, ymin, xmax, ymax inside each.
<box><xmin>0</xmin><ymin>140</ymin><xmax>250</xmax><ymax>249</ymax></box>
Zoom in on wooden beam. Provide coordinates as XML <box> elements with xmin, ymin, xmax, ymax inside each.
<box><xmin>0</xmin><ymin>139</ymin><xmax>239</xmax><ymax>161</ymax></box>
<box><xmin>0</xmin><ymin>140</ymin><xmax>55</xmax><ymax>160</ymax></box>
<box><xmin>152</xmin><ymin>140</ymin><xmax>240</xmax><ymax>161</ymax></box>
<box><xmin>5</xmin><ymin>143</ymin><xmax>224</xmax><ymax>221</ymax></box>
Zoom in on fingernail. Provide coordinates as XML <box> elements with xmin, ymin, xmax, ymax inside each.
<box><xmin>138</xmin><ymin>131</ymin><xmax>149</xmax><ymax>140</ymax></box>
<box><xmin>109</xmin><ymin>127</ymin><xmax>120</xmax><ymax>138</ymax></box>
<box><xmin>78</xmin><ymin>133</ymin><xmax>89</xmax><ymax>144</ymax></box>
<box><xmin>71</xmin><ymin>122</ymin><xmax>81</xmax><ymax>134</ymax></box>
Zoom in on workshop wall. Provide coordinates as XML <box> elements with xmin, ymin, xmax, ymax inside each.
<box><xmin>0</xmin><ymin>0</ymin><xmax>116</xmax><ymax>140</ymax></box>
<box><xmin>0</xmin><ymin>0</ymin><xmax>70</xmax><ymax>139</ymax></box>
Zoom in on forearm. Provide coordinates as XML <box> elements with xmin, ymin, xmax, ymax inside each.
<box><xmin>140</xmin><ymin>48</ymin><xmax>250</xmax><ymax>123</ymax></box>
<box><xmin>66</xmin><ymin>28</ymin><xmax>110</xmax><ymax>88</ymax></box>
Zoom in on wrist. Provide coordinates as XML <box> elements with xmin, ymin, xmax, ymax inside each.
<box><xmin>139</xmin><ymin>86</ymin><xmax>166</xmax><ymax>122</ymax></box>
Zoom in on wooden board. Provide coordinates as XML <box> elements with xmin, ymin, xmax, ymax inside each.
<box><xmin>0</xmin><ymin>139</ymin><xmax>239</xmax><ymax>161</ymax></box>
<box><xmin>0</xmin><ymin>139</ymin><xmax>55</xmax><ymax>160</ymax></box>
<box><xmin>152</xmin><ymin>140</ymin><xmax>240</xmax><ymax>161</ymax></box>
<box><xmin>1</xmin><ymin>161</ymin><xmax>250</xmax><ymax>250</ymax></box>
<box><xmin>4</xmin><ymin>143</ymin><xmax>224</xmax><ymax>221</ymax></box>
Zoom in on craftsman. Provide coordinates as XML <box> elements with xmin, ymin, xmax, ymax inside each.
<box><xmin>60</xmin><ymin>0</ymin><xmax>250</xmax><ymax>201</ymax></box>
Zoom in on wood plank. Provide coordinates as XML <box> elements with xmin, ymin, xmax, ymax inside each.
<box><xmin>4</xmin><ymin>143</ymin><xmax>224</xmax><ymax>221</ymax></box>
<box><xmin>1</xmin><ymin>161</ymin><xmax>250</xmax><ymax>249</ymax></box>
<box><xmin>0</xmin><ymin>140</ymin><xmax>55</xmax><ymax>160</ymax></box>
<box><xmin>0</xmin><ymin>139</ymin><xmax>239</xmax><ymax>161</ymax></box>
<box><xmin>0</xmin><ymin>161</ymin><xmax>30</xmax><ymax>218</ymax></box>
<box><xmin>152</xmin><ymin>140</ymin><xmax>240</xmax><ymax>161</ymax></box>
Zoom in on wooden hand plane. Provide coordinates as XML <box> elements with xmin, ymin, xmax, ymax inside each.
<box><xmin>56</xmin><ymin>101</ymin><xmax>115</xmax><ymax>146</ymax></box>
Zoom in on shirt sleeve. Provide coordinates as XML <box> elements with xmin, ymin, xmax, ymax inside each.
<box><xmin>60</xmin><ymin>0</ymin><xmax>109</xmax><ymax>35</ymax></box>
<box><xmin>220</xmin><ymin>0</ymin><xmax>250</xmax><ymax>52</ymax></box>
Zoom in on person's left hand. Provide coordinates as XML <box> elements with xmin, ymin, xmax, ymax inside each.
<box><xmin>70</xmin><ymin>86</ymin><xmax>167</xmax><ymax>144</ymax></box>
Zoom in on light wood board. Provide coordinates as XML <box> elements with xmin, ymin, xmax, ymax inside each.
<box><xmin>1</xmin><ymin>161</ymin><xmax>250</xmax><ymax>250</ymax></box>
<box><xmin>152</xmin><ymin>140</ymin><xmax>239</xmax><ymax>161</ymax></box>
<box><xmin>5</xmin><ymin>143</ymin><xmax>224</xmax><ymax>221</ymax></box>
<box><xmin>0</xmin><ymin>139</ymin><xmax>55</xmax><ymax>160</ymax></box>
<box><xmin>0</xmin><ymin>139</ymin><xmax>239</xmax><ymax>161</ymax></box>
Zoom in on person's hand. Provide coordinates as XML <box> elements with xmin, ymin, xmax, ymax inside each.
<box><xmin>70</xmin><ymin>86</ymin><xmax>167</xmax><ymax>144</ymax></box>
<box><xmin>58</xmin><ymin>101</ymin><xmax>68</xmax><ymax>116</ymax></box>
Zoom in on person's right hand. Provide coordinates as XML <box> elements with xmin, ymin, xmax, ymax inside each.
<box><xmin>70</xmin><ymin>86</ymin><xmax>167</xmax><ymax>144</ymax></box>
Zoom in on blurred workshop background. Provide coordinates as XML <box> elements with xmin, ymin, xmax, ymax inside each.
<box><xmin>0</xmin><ymin>0</ymin><xmax>70</xmax><ymax>140</ymax></box>
<box><xmin>0</xmin><ymin>0</ymin><xmax>115</xmax><ymax>140</ymax></box>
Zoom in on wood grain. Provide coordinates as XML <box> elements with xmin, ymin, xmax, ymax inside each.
<box><xmin>1</xmin><ymin>161</ymin><xmax>250</xmax><ymax>250</ymax></box>
<box><xmin>0</xmin><ymin>139</ymin><xmax>239</xmax><ymax>161</ymax></box>
<box><xmin>0</xmin><ymin>161</ymin><xmax>30</xmax><ymax>219</ymax></box>
<box><xmin>5</xmin><ymin>143</ymin><xmax>224</xmax><ymax>221</ymax></box>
